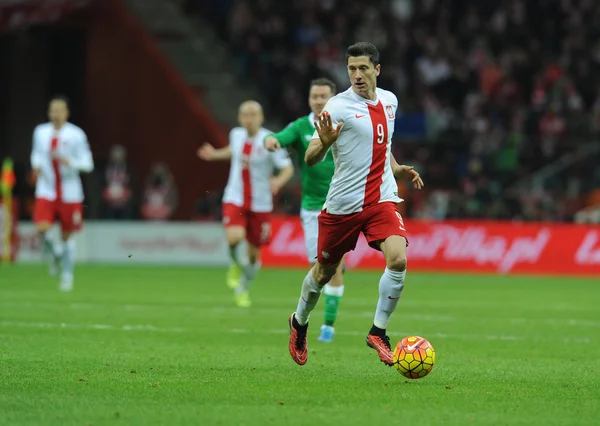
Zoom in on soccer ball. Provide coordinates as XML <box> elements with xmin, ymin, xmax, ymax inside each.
<box><xmin>393</xmin><ymin>336</ymin><xmax>435</xmax><ymax>379</ymax></box>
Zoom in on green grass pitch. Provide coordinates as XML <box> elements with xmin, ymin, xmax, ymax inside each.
<box><xmin>1</xmin><ymin>265</ymin><xmax>599</xmax><ymax>425</ymax></box>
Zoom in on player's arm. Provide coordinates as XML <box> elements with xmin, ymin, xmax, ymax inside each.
<box><xmin>30</xmin><ymin>128</ymin><xmax>43</xmax><ymax>176</ymax></box>
<box><xmin>264</xmin><ymin>122</ymin><xmax>298</xmax><ymax>152</ymax></box>
<box><xmin>305</xmin><ymin>111</ymin><xmax>342</xmax><ymax>166</ymax></box>
<box><xmin>390</xmin><ymin>153</ymin><xmax>424</xmax><ymax>189</ymax></box>
<box><xmin>305</xmin><ymin>138</ymin><xmax>328</xmax><ymax>166</ymax></box>
<box><xmin>270</xmin><ymin>149</ymin><xmax>294</xmax><ymax>195</ymax></box>
<box><xmin>197</xmin><ymin>143</ymin><xmax>231</xmax><ymax>161</ymax></box>
<box><xmin>67</xmin><ymin>131</ymin><xmax>94</xmax><ymax>172</ymax></box>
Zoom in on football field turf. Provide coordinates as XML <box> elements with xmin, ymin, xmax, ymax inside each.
<box><xmin>1</xmin><ymin>265</ymin><xmax>598</xmax><ymax>426</ymax></box>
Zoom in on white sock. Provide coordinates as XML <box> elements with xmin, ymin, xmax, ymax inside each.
<box><xmin>61</xmin><ymin>237</ymin><xmax>76</xmax><ymax>279</ymax></box>
<box><xmin>324</xmin><ymin>283</ymin><xmax>344</xmax><ymax>297</ymax></box>
<box><xmin>40</xmin><ymin>232</ymin><xmax>56</xmax><ymax>258</ymax></box>
<box><xmin>373</xmin><ymin>268</ymin><xmax>406</xmax><ymax>329</ymax></box>
<box><xmin>295</xmin><ymin>269</ymin><xmax>324</xmax><ymax>326</ymax></box>
<box><xmin>53</xmin><ymin>239</ymin><xmax>64</xmax><ymax>259</ymax></box>
<box><xmin>236</xmin><ymin>261</ymin><xmax>260</xmax><ymax>293</ymax></box>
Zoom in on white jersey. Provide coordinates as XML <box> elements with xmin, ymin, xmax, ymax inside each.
<box><xmin>313</xmin><ymin>87</ymin><xmax>402</xmax><ymax>215</ymax></box>
<box><xmin>30</xmin><ymin>122</ymin><xmax>94</xmax><ymax>203</ymax></box>
<box><xmin>222</xmin><ymin>127</ymin><xmax>292</xmax><ymax>212</ymax></box>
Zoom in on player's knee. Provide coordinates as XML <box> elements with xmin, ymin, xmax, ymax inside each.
<box><xmin>226</xmin><ymin>228</ymin><xmax>245</xmax><ymax>246</ymax></box>
<box><xmin>387</xmin><ymin>254</ymin><xmax>407</xmax><ymax>272</ymax></box>
<box><xmin>36</xmin><ymin>223</ymin><xmax>52</xmax><ymax>234</ymax></box>
<box><xmin>313</xmin><ymin>265</ymin><xmax>335</xmax><ymax>286</ymax></box>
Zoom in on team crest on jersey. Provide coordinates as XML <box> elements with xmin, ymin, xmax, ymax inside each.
<box><xmin>386</xmin><ymin>105</ymin><xmax>395</xmax><ymax>119</ymax></box>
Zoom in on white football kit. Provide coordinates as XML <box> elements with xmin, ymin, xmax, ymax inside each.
<box><xmin>222</xmin><ymin>127</ymin><xmax>292</xmax><ymax>212</ymax></box>
<box><xmin>31</xmin><ymin>122</ymin><xmax>94</xmax><ymax>203</ymax></box>
<box><xmin>313</xmin><ymin>87</ymin><xmax>402</xmax><ymax>215</ymax></box>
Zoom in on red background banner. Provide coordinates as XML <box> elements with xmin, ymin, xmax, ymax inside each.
<box><xmin>262</xmin><ymin>217</ymin><xmax>600</xmax><ymax>276</ymax></box>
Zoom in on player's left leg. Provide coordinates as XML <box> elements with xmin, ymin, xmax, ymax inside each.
<box><xmin>233</xmin><ymin>212</ymin><xmax>271</xmax><ymax>307</ymax></box>
<box><xmin>57</xmin><ymin>202</ymin><xmax>84</xmax><ymax>292</ymax></box>
<box><xmin>222</xmin><ymin>203</ymin><xmax>247</xmax><ymax>289</ymax></box>
<box><xmin>363</xmin><ymin>203</ymin><xmax>408</xmax><ymax>366</ymax></box>
<box><xmin>33</xmin><ymin>198</ymin><xmax>61</xmax><ymax>276</ymax></box>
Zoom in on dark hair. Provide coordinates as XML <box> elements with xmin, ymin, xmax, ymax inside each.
<box><xmin>346</xmin><ymin>42</ymin><xmax>380</xmax><ymax>66</ymax></box>
<box><xmin>309</xmin><ymin>78</ymin><xmax>337</xmax><ymax>94</ymax></box>
<box><xmin>49</xmin><ymin>95</ymin><xmax>70</xmax><ymax>108</ymax></box>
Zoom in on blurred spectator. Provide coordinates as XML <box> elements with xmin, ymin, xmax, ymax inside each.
<box><xmin>189</xmin><ymin>0</ymin><xmax>600</xmax><ymax>222</ymax></box>
<box><xmin>101</xmin><ymin>145</ymin><xmax>134</xmax><ymax>220</ymax></box>
<box><xmin>141</xmin><ymin>162</ymin><xmax>178</xmax><ymax>221</ymax></box>
<box><xmin>575</xmin><ymin>187</ymin><xmax>600</xmax><ymax>223</ymax></box>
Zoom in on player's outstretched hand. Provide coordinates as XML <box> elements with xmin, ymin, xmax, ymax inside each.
<box><xmin>264</xmin><ymin>136</ymin><xmax>281</xmax><ymax>152</ymax></box>
<box><xmin>314</xmin><ymin>112</ymin><xmax>343</xmax><ymax>147</ymax></box>
<box><xmin>394</xmin><ymin>165</ymin><xmax>424</xmax><ymax>190</ymax></box>
<box><xmin>197</xmin><ymin>143</ymin><xmax>215</xmax><ymax>161</ymax></box>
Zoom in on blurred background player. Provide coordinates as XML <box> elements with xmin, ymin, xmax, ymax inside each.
<box><xmin>288</xmin><ymin>42</ymin><xmax>424</xmax><ymax>366</ymax></box>
<box><xmin>198</xmin><ymin>101</ymin><xmax>293</xmax><ymax>307</ymax></box>
<box><xmin>31</xmin><ymin>95</ymin><xmax>94</xmax><ymax>291</ymax></box>
<box><xmin>264</xmin><ymin>78</ymin><xmax>345</xmax><ymax>343</ymax></box>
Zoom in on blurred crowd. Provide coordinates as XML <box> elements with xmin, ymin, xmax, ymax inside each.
<box><xmin>187</xmin><ymin>0</ymin><xmax>600</xmax><ymax>222</ymax></box>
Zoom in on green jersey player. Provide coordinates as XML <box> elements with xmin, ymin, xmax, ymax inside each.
<box><xmin>264</xmin><ymin>78</ymin><xmax>344</xmax><ymax>343</ymax></box>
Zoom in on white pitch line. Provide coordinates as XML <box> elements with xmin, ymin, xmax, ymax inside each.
<box><xmin>2</xmin><ymin>300</ymin><xmax>600</xmax><ymax>328</ymax></box>
<box><xmin>0</xmin><ymin>321</ymin><xmax>184</xmax><ymax>333</ymax></box>
<box><xmin>0</xmin><ymin>320</ymin><xmax>592</xmax><ymax>344</ymax></box>
<box><xmin>229</xmin><ymin>328</ymin><xmax>592</xmax><ymax>344</ymax></box>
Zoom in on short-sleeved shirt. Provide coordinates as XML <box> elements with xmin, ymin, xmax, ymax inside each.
<box><xmin>222</xmin><ymin>127</ymin><xmax>292</xmax><ymax>212</ymax></box>
<box><xmin>312</xmin><ymin>87</ymin><xmax>402</xmax><ymax>215</ymax></box>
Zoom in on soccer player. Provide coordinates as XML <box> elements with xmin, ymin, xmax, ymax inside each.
<box><xmin>287</xmin><ymin>42</ymin><xmax>424</xmax><ymax>366</ymax></box>
<box><xmin>264</xmin><ymin>78</ymin><xmax>345</xmax><ymax>343</ymax></box>
<box><xmin>198</xmin><ymin>101</ymin><xmax>293</xmax><ymax>307</ymax></box>
<box><xmin>31</xmin><ymin>95</ymin><xmax>94</xmax><ymax>291</ymax></box>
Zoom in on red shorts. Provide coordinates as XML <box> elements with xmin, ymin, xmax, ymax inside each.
<box><xmin>222</xmin><ymin>203</ymin><xmax>272</xmax><ymax>247</ymax></box>
<box><xmin>317</xmin><ymin>202</ymin><xmax>408</xmax><ymax>265</ymax></box>
<box><xmin>33</xmin><ymin>198</ymin><xmax>84</xmax><ymax>232</ymax></box>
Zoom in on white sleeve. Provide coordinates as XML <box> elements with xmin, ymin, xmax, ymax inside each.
<box><xmin>70</xmin><ymin>130</ymin><xmax>94</xmax><ymax>172</ymax></box>
<box><xmin>229</xmin><ymin>127</ymin><xmax>244</xmax><ymax>146</ymax></box>
<box><xmin>30</xmin><ymin>127</ymin><xmax>43</xmax><ymax>169</ymax></box>
<box><xmin>271</xmin><ymin>147</ymin><xmax>293</xmax><ymax>169</ymax></box>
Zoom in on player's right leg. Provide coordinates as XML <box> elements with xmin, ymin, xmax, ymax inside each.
<box><xmin>289</xmin><ymin>209</ymin><xmax>360</xmax><ymax>365</ymax></box>
<box><xmin>289</xmin><ymin>261</ymin><xmax>339</xmax><ymax>365</ymax></box>
<box><xmin>222</xmin><ymin>203</ymin><xmax>247</xmax><ymax>289</ymax></box>
<box><xmin>33</xmin><ymin>198</ymin><xmax>60</xmax><ymax>276</ymax></box>
<box><xmin>301</xmin><ymin>208</ymin><xmax>346</xmax><ymax>343</ymax></box>
<box><xmin>232</xmin><ymin>242</ymin><xmax>259</xmax><ymax>308</ymax></box>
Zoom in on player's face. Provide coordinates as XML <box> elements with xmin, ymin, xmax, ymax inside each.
<box><xmin>308</xmin><ymin>85</ymin><xmax>334</xmax><ymax>116</ymax></box>
<box><xmin>238</xmin><ymin>103</ymin><xmax>263</xmax><ymax>134</ymax></box>
<box><xmin>48</xmin><ymin>100</ymin><xmax>69</xmax><ymax>126</ymax></box>
<box><xmin>347</xmin><ymin>56</ymin><xmax>380</xmax><ymax>97</ymax></box>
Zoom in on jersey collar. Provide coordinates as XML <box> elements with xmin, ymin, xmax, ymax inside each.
<box><xmin>308</xmin><ymin>112</ymin><xmax>315</xmax><ymax>127</ymax></box>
